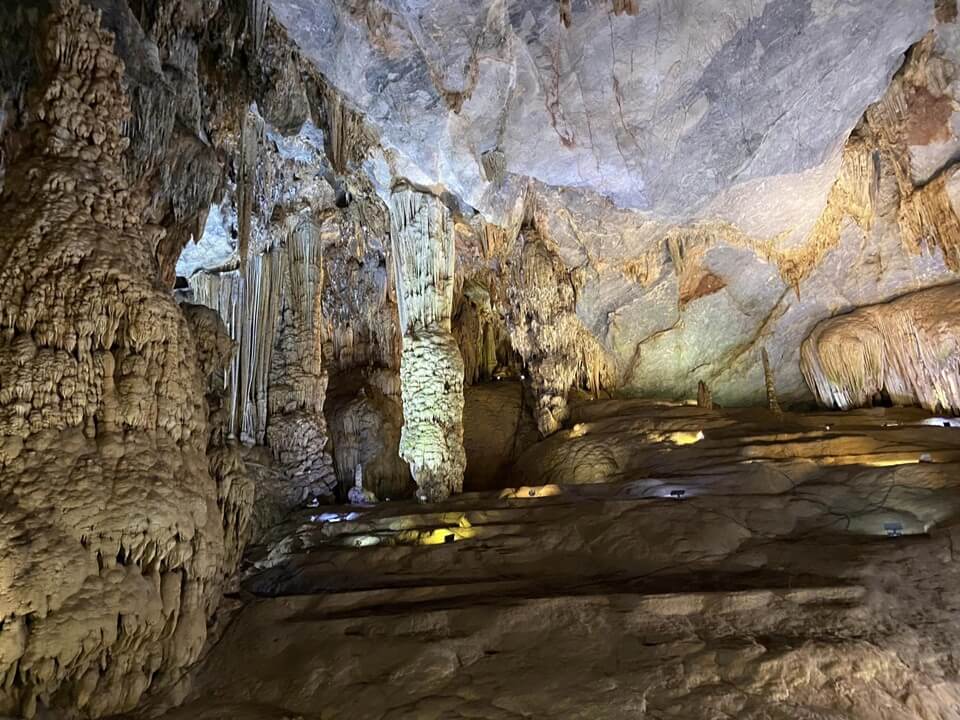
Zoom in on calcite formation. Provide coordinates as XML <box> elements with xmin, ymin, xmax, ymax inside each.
<box><xmin>327</xmin><ymin>369</ymin><xmax>411</xmax><ymax>502</ymax></box>
<box><xmin>389</xmin><ymin>188</ymin><xmax>466</xmax><ymax>502</ymax></box>
<box><xmin>0</xmin><ymin>3</ymin><xmax>251</xmax><ymax>716</ymax></box>
<box><xmin>506</xmin><ymin>229</ymin><xmax>610</xmax><ymax>436</ymax></box>
<box><xmin>265</xmin><ymin>216</ymin><xmax>337</xmax><ymax>501</ymax></box>
<box><xmin>4</xmin><ymin>0</ymin><xmax>960</xmax><ymax>717</ymax></box>
<box><xmin>187</xmin><ymin>109</ymin><xmax>339</xmax><ymax>509</ymax></box>
<box><xmin>801</xmin><ymin>283</ymin><xmax>960</xmax><ymax>413</ymax></box>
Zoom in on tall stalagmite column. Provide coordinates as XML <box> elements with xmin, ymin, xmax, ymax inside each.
<box><xmin>389</xmin><ymin>188</ymin><xmax>465</xmax><ymax>502</ymax></box>
<box><xmin>0</xmin><ymin>2</ymin><xmax>252</xmax><ymax>715</ymax></box>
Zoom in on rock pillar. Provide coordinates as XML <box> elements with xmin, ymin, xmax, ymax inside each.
<box><xmin>388</xmin><ymin>189</ymin><xmax>465</xmax><ymax>502</ymax></box>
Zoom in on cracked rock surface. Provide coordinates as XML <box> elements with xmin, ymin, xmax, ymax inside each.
<box><xmin>267</xmin><ymin>0</ymin><xmax>960</xmax><ymax>406</ymax></box>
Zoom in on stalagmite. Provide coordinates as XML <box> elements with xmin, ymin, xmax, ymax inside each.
<box><xmin>801</xmin><ymin>283</ymin><xmax>960</xmax><ymax>413</ymax></box>
<box><xmin>389</xmin><ymin>188</ymin><xmax>466</xmax><ymax>502</ymax></box>
<box><xmin>506</xmin><ymin>229</ymin><xmax>611</xmax><ymax>436</ymax></box>
<box><xmin>697</xmin><ymin>380</ymin><xmax>714</xmax><ymax>410</ymax></box>
<box><xmin>761</xmin><ymin>348</ymin><xmax>782</xmax><ymax>415</ymax></box>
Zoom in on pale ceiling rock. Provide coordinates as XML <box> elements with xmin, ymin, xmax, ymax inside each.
<box><xmin>267</xmin><ymin>0</ymin><xmax>960</xmax><ymax>409</ymax></box>
<box><xmin>269</xmin><ymin>0</ymin><xmax>931</xmax><ymax>229</ymax></box>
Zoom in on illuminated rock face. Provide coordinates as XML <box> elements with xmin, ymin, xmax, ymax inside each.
<box><xmin>265</xmin><ymin>0</ymin><xmax>960</xmax><ymax>407</ymax></box>
<box><xmin>801</xmin><ymin>283</ymin><xmax>960</xmax><ymax>413</ymax></box>
<box><xmin>389</xmin><ymin>189</ymin><xmax>466</xmax><ymax>502</ymax></box>
<box><xmin>0</xmin><ymin>3</ymin><xmax>252</xmax><ymax>716</ymax></box>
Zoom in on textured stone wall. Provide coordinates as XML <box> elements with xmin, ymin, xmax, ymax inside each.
<box><xmin>0</xmin><ymin>3</ymin><xmax>251</xmax><ymax>715</ymax></box>
<box><xmin>506</xmin><ymin>229</ymin><xmax>611</xmax><ymax>435</ymax></box>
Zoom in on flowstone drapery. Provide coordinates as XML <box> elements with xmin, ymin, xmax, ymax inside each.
<box><xmin>801</xmin><ymin>283</ymin><xmax>960</xmax><ymax>413</ymax></box>
<box><xmin>389</xmin><ymin>189</ymin><xmax>466</xmax><ymax>502</ymax></box>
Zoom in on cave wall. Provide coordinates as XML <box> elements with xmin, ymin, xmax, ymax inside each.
<box><xmin>268</xmin><ymin>0</ymin><xmax>960</xmax><ymax>411</ymax></box>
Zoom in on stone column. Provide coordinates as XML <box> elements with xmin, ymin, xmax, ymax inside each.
<box><xmin>389</xmin><ymin>188</ymin><xmax>466</xmax><ymax>502</ymax></box>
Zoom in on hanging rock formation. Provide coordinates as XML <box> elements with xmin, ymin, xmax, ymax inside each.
<box><xmin>0</xmin><ymin>3</ymin><xmax>252</xmax><ymax>716</ymax></box>
<box><xmin>389</xmin><ymin>188</ymin><xmax>466</xmax><ymax>502</ymax></box>
<box><xmin>801</xmin><ymin>283</ymin><xmax>960</xmax><ymax>413</ymax></box>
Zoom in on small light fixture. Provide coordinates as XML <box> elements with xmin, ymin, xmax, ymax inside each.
<box><xmin>883</xmin><ymin>521</ymin><xmax>903</xmax><ymax>538</ymax></box>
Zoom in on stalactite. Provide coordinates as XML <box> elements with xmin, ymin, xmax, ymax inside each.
<box><xmin>237</xmin><ymin>109</ymin><xmax>263</xmax><ymax>273</ymax></box>
<box><xmin>389</xmin><ymin>188</ymin><xmax>466</xmax><ymax>502</ymax></box>
<box><xmin>453</xmin><ymin>280</ymin><xmax>513</xmax><ymax>385</ymax></box>
<box><xmin>321</xmin><ymin>212</ymin><xmax>400</xmax><ymax>372</ymax></box>
<box><xmin>861</xmin><ymin>33</ymin><xmax>960</xmax><ymax>270</ymax></box>
<box><xmin>324</xmin><ymin>85</ymin><xmax>367</xmax><ymax>175</ymax></box>
<box><xmin>611</xmin><ymin>0</ymin><xmax>639</xmax><ymax>15</ymax></box>
<box><xmin>247</xmin><ymin>0</ymin><xmax>268</xmax><ymax>56</ymax></box>
<box><xmin>190</xmin><ymin>247</ymin><xmax>283</xmax><ymax>445</ymax></box>
<box><xmin>801</xmin><ymin>283</ymin><xmax>960</xmax><ymax>413</ymax></box>
<box><xmin>775</xmin><ymin>138</ymin><xmax>876</xmax><ymax>292</ymax></box>
<box><xmin>190</xmin><ymin>269</ymin><xmax>244</xmax><ymax>435</ymax></box>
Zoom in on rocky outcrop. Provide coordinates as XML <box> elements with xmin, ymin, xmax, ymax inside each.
<box><xmin>326</xmin><ymin>369</ymin><xmax>412</xmax><ymax>502</ymax></box>
<box><xmin>0</xmin><ymin>3</ymin><xmax>251</xmax><ymax>715</ymax></box>
<box><xmin>801</xmin><ymin>283</ymin><xmax>960</xmax><ymax>413</ymax></box>
<box><xmin>389</xmin><ymin>188</ymin><xmax>466</xmax><ymax>502</ymax></box>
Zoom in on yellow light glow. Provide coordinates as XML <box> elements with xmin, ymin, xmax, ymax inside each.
<box><xmin>667</xmin><ymin>430</ymin><xmax>704</xmax><ymax>445</ymax></box>
<box><xmin>568</xmin><ymin>423</ymin><xmax>588</xmax><ymax>438</ymax></box>
<box><xmin>395</xmin><ymin>514</ymin><xmax>476</xmax><ymax>546</ymax></box>
<box><xmin>499</xmin><ymin>484</ymin><xmax>563</xmax><ymax>499</ymax></box>
<box><xmin>863</xmin><ymin>457</ymin><xmax>921</xmax><ymax>467</ymax></box>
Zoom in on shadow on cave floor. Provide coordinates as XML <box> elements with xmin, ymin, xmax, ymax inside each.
<box><xmin>122</xmin><ymin>401</ymin><xmax>960</xmax><ymax>720</ymax></box>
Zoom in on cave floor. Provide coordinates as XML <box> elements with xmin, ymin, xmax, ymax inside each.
<box><xmin>131</xmin><ymin>404</ymin><xmax>960</xmax><ymax>719</ymax></box>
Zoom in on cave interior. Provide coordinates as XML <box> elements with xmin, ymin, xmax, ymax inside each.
<box><xmin>3</xmin><ymin>0</ymin><xmax>960</xmax><ymax>718</ymax></box>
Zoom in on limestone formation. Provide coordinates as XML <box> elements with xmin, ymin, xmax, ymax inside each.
<box><xmin>327</xmin><ymin>369</ymin><xmax>411</xmax><ymax>502</ymax></box>
<box><xmin>506</xmin><ymin>229</ymin><xmax>610</xmax><ymax>436</ymax></box>
<box><xmin>801</xmin><ymin>283</ymin><xmax>960</xmax><ymax>414</ymax></box>
<box><xmin>269</xmin><ymin>0</ymin><xmax>959</xmax><ymax>406</ymax></box>
<box><xmin>0</xmin><ymin>4</ymin><xmax>251</xmax><ymax>716</ymax></box>
<box><xmin>389</xmin><ymin>188</ymin><xmax>466</xmax><ymax>502</ymax></box>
